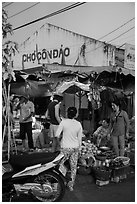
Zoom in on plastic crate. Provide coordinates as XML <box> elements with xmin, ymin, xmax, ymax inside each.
<box><xmin>111</xmin><ymin>165</ymin><xmax>130</xmax><ymax>178</ymax></box>
<box><xmin>93</xmin><ymin>167</ymin><xmax>112</xmax><ymax>181</ymax></box>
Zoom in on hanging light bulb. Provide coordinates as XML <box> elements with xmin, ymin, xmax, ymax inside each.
<box><xmin>26</xmin><ymin>84</ymin><xmax>29</xmax><ymax>89</ymax></box>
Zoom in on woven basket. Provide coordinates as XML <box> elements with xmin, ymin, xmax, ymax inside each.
<box><xmin>114</xmin><ymin>156</ymin><xmax>130</xmax><ymax>166</ymax></box>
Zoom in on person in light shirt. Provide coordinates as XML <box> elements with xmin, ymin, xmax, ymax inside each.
<box><xmin>15</xmin><ymin>95</ymin><xmax>35</xmax><ymax>151</ymax></box>
<box><xmin>55</xmin><ymin>107</ymin><xmax>83</xmax><ymax>191</ymax></box>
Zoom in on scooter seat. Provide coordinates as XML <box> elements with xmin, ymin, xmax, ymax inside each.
<box><xmin>9</xmin><ymin>151</ymin><xmax>60</xmax><ymax>171</ymax></box>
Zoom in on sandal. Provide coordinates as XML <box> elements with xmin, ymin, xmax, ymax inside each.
<box><xmin>67</xmin><ymin>181</ymin><xmax>74</xmax><ymax>191</ymax></box>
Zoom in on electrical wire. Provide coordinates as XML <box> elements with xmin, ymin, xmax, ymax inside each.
<box><xmin>63</xmin><ymin>28</ymin><xmax>134</xmax><ymax>62</ymax></box>
<box><xmin>12</xmin><ymin>3</ymin><xmax>134</xmax><ymax>55</ymax></box>
<box><xmin>118</xmin><ymin>43</ymin><xmax>126</xmax><ymax>48</ymax></box>
<box><xmin>9</xmin><ymin>2</ymin><xmax>40</xmax><ymax>19</ymax></box>
<box><xmin>13</xmin><ymin>2</ymin><xmax>86</xmax><ymax>31</ymax></box>
<box><xmin>98</xmin><ymin>17</ymin><xmax>135</xmax><ymax>40</ymax></box>
<box><xmin>68</xmin><ymin>17</ymin><xmax>135</xmax><ymax>58</ymax></box>
<box><xmin>85</xmin><ymin>26</ymin><xmax>135</xmax><ymax>54</ymax></box>
<box><xmin>113</xmin><ymin>34</ymin><xmax>135</xmax><ymax>48</ymax></box>
<box><xmin>115</xmin><ymin>34</ymin><xmax>135</xmax><ymax>42</ymax></box>
<box><xmin>107</xmin><ymin>26</ymin><xmax>135</xmax><ymax>43</ymax></box>
<box><xmin>3</xmin><ymin>2</ymin><xmax>13</xmax><ymax>8</ymax></box>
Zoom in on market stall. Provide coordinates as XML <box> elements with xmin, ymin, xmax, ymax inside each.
<box><xmin>77</xmin><ymin>134</ymin><xmax>133</xmax><ymax>186</ymax></box>
<box><xmin>3</xmin><ymin>66</ymin><xmax>135</xmax><ymax>166</ymax></box>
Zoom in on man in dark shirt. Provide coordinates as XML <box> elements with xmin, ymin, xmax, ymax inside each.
<box><xmin>45</xmin><ymin>93</ymin><xmax>63</xmax><ymax>151</ymax></box>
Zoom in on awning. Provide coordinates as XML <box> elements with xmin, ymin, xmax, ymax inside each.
<box><xmin>45</xmin><ymin>64</ymin><xmax>135</xmax><ymax>76</ymax></box>
<box><xmin>17</xmin><ymin>64</ymin><xmax>135</xmax><ymax>77</ymax></box>
<box><xmin>56</xmin><ymin>81</ymin><xmax>90</xmax><ymax>94</ymax></box>
<box><xmin>11</xmin><ymin>80</ymin><xmax>52</xmax><ymax>97</ymax></box>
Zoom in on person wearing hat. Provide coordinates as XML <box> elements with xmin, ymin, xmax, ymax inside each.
<box><xmin>45</xmin><ymin>93</ymin><xmax>63</xmax><ymax>151</ymax></box>
<box><xmin>16</xmin><ymin>95</ymin><xmax>35</xmax><ymax>151</ymax></box>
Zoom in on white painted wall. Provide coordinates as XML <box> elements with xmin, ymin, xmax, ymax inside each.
<box><xmin>12</xmin><ymin>23</ymin><xmax>116</xmax><ymax>70</ymax></box>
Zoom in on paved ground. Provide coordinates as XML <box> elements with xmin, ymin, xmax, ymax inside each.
<box><xmin>3</xmin><ymin>144</ymin><xmax>135</xmax><ymax>202</ymax></box>
<box><xmin>62</xmin><ymin>174</ymin><xmax>135</xmax><ymax>202</ymax></box>
<box><xmin>10</xmin><ymin>168</ymin><xmax>135</xmax><ymax>202</ymax></box>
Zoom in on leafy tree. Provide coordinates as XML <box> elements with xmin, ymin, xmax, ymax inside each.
<box><xmin>2</xmin><ymin>9</ymin><xmax>12</xmax><ymax>38</ymax></box>
<box><xmin>2</xmin><ymin>8</ymin><xmax>18</xmax><ymax>159</ymax></box>
<box><xmin>2</xmin><ymin>9</ymin><xmax>18</xmax><ymax>81</ymax></box>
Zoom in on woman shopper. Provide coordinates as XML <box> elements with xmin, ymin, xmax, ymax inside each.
<box><xmin>110</xmin><ymin>100</ymin><xmax>129</xmax><ymax>157</ymax></box>
<box><xmin>54</xmin><ymin>107</ymin><xmax>83</xmax><ymax>191</ymax></box>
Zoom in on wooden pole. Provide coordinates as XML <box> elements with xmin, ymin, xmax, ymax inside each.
<box><xmin>7</xmin><ymin>83</ymin><xmax>11</xmax><ymax>160</ymax></box>
<box><xmin>91</xmin><ymin>108</ymin><xmax>95</xmax><ymax>133</ymax></box>
<box><xmin>79</xmin><ymin>90</ymin><xmax>82</xmax><ymax>111</ymax></box>
<box><xmin>11</xmin><ymin>122</ymin><xmax>17</xmax><ymax>155</ymax></box>
<box><xmin>2</xmin><ymin>125</ymin><xmax>7</xmax><ymax>145</ymax></box>
<box><xmin>2</xmin><ymin>81</ymin><xmax>8</xmax><ymax>148</ymax></box>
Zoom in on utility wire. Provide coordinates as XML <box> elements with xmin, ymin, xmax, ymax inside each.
<box><xmin>98</xmin><ymin>17</ymin><xmax>135</xmax><ymax>40</ymax></box>
<box><xmin>85</xmin><ymin>26</ymin><xmax>135</xmax><ymax>54</ymax></box>
<box><xmin>3</xmin><ymin>2</ymin><xmax>13</xmax><ymax>8</ymax></box>
<box><xmin>9</xmin><ymin>2</ymin><xmax>40</xmax><ymax>19</ymax></box>
<box><xmin>118</xmin><ymin>43</ymin><xmax>126</xmax><ymax>48</ymax></box>
<box><xmin>79</xmin><ymin>17</ymin><xmax>135</xmax><ymax>50</ymax></box>
<box><xmin>115</xmin><ymin>34</ymin><xmax>135</xmax><ymax>41</ymax></box>
<box><xmin>118</xmin><ymin>38</ymin><xmax>135</xmax><ymax>49</ymax></box>
<box><xmin>113</xmin><ymin>34</ymin><xmax>135</xmax><ymax>48</ymax></box>
<box><xmin>13</xmin><ymin>2</ymin><xmax>86</xmax><ymax>31</ymax></box>
<box><xmin>107</xmin><ymin>26</ymin><xmax>135</xmax><ymax>43</ymax></box>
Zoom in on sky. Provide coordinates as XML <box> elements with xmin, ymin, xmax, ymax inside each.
<box><xmin>2</xmin><ymin>1</ymin><xmax>135</xmax><ymax>48</ymax></box>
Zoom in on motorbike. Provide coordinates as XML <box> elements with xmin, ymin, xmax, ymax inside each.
<box><xmin>2</xmin><ymin>151</ymin><xmax>68</xmax><ymax>202</ymax></box>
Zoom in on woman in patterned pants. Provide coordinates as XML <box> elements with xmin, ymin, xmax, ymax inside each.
<box><xmin>60</xmin><ymin>148</ymin><xmax>79</xmax><ymax>190</ymax></box>
<box><xmin>54</xmin><ymin>107</ymin><xmax>83</xmax><ymax>191</ymax></box>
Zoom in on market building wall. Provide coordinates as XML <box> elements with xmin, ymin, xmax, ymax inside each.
<box><xmin>12</xmin><ymin>23</ymin><xmax>116</xmax><ymax>70</ymax></box>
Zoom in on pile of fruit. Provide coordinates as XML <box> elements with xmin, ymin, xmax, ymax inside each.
<box><xmin>81</xmin><ymin>141</ymin><xmax>98</xmax><ymax>156</ymax></box>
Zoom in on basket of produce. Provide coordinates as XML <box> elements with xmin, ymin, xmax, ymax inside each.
<box><xmin>113</xmin><ymin>156</ymin><xmax>130</xmax><ymax>166</ymax></box>
<box><xmin>93</xmin><ymin>166</ymin><xmax>112</xmax><ymax>181</ymax></box>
